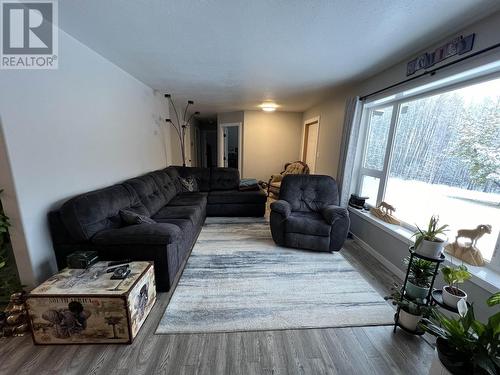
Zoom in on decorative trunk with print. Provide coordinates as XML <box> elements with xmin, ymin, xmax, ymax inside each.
<box><xmin>26</xmin><ymin>262</ymin><xmax>156</xmax><ymax>345</ymax></box>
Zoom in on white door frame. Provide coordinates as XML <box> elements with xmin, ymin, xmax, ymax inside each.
<box><xmin>301</xmin><ymin>116</ymin><xmax>320</xmax><ymax>173</ymax></box>
<box><xmin>218</xmin><ymin>122</ymin><xmax>242</xmax><ymax>172</ymax></box>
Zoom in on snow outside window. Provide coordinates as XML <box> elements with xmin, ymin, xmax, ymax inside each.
<box><xmin>358</xmin><ymin>76</ymin><xmax>500</xmax><ymax>266</ymax></box>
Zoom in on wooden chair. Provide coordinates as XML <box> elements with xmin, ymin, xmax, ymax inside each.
<box><xmin>267</xmin><ymin>161</ymin><xmax>309</xmax><ymax>198</ymax></box>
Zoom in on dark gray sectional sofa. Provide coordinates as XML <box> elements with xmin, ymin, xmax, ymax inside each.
<box><xmin>48</xmin><ymin>166</ymin><xmax>267</xmax><ymax>291</ymax></box>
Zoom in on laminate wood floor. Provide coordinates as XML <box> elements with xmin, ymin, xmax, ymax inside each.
<box><xmin>0</xmin><ymin>240</ymin><xmax>435</xmax><ymax>375</ymax></box>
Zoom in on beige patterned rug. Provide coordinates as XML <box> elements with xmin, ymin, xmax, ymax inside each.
<box><xmin>156</xmin><ymin>218</ymin><xmax>394</xmax><ymax>334</ymax></box>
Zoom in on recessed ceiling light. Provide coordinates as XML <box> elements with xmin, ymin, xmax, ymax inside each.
<box><xmin>259</xmin><ymin>102</ymin><xmax>278</xmax><ymax>112</ymax></box>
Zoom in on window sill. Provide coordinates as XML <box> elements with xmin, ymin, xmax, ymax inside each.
<box><xmin>348</xmin><ymin>207</ymin><xmax>500</xmax><ymax>293</ymax></box>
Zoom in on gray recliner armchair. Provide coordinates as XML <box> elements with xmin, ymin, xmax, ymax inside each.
<box><xmin>270</xmin><ymin>174</ymin><xmax>350</xmax><ymax>252</ymax></box>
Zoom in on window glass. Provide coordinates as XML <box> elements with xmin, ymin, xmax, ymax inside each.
<box><xmin>363</xmin><ymin>106</ymin><xmax>393</xmax><ymax>170</ymax></box>
<box><xmin>360</xmin><ymin>175</ymin><xmax>380</xmax><ymax>207</ymax></box>
<box><xmin>384</xmin><ymin>78</ymin><xmax>500</xmax><ymax>261</ymax></box>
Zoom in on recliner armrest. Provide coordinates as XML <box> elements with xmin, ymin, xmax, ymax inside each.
<box><xmin>321</xmin><ymin>205</ymin><xmax>348</xmax><ymax>225</ymax></box>
<box><xmin>92</xmin><ymin>223</ymin><xmax>181</xmax><ymax>245</ymax></box>
<box><xmin>270</xmin><ymin>200</ymin><xmax>291</xmax><ymax>218</ymax></box>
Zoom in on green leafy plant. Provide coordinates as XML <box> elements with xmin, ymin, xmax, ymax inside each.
<box><xmin>0</xmin><ymin>189</ymin><xmax>22</xmax><ymax>308</ymax></box>
<box><xmin>442</xmin><ymin>264</ymin><xmax>472</xmax><ymax>295</ymax></box>
<box><xmin>487</xmin><ymin>293</ymin><xmax>500</xmax><ymax>307</ymax></box>
<box><xmin>385</xmin><ymin>284</ymin><xmax>429</xmax><ymax>316</ymax></box>
<box><xmin>403</xmin><ymin>256</ymin><xmax>436</xmax><ymax>287</ymax></box>
<box><xmin>419</xmin><ymin>292</ymin><xmax>500</xmax><ymax>375</ymax></box>
<box><xmin>412</xmin><ymin>215</ymin><xmax>449</xmax><ymax>249</ymax></box>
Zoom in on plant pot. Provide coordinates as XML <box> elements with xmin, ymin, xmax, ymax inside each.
<box><xmin>442</xmin><ymin>286</ymin><xmax>467</xmax><ymax>308</ymax></box>
<box><xmin>398</xmin><ymin>309</ymin><xmax>422</xmax><ymax>331</ymax></box>
<box><xmin>428</xmin><ymin>349</ymin><xmax>452</xmax><ymax>375</ymax></box>
<box><xmin>406</xmin><ymin>281</ymin><xmax>430</xmax><ymax>300</ymax></box>
<box><xmin>435</xmin><ymin>338</ymin><xmax>472</xmax><ymax>375</ymax></box>
<box><xmin>415</xmin><ymin>239</ymin><xmax>444</xmax><ymax>259</ymax></box>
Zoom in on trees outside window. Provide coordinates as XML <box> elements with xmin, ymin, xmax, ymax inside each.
<box><xmin>358</xmin><ymin>76</ymin><xmax>500</xmax><ymax>265</ymax></box>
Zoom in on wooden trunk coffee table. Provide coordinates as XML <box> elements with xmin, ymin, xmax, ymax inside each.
<box><xmin>26</xmin><ymin>261</ymin><xmax>156</xmax><ymax>345</ymax></box>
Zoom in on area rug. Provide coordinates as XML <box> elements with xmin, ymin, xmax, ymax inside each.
<box><xmin>156</xmin><ymin>218</ymin><xmax>394</xmax><ymax>334</ymax></box>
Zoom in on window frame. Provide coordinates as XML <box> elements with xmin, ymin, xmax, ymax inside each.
<box><xmin>355</xmin><ymin>70</ymin><xmax>500</xmax><ymax>271</ymax></box>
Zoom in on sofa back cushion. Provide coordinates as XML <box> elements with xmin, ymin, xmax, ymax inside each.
<box><xmin>164</xmin><ymin>166</ymin><xmax>182</xmax><ymax>193</ymax></box>
<box><xmin>59</xmin><ymin>184</ymin><xmax>148</xmax><ymax>242</ymax></box>
<box><xmin>280</xmin><ymin>174</ymin><xmax>339</xmax><ymax>212</ymax></box>
<box><xmin>123</xmin><ymin>174</ymin><xmax>168</xmax><ymax>216</ymax></box>
<box><xmin>210</xmin><ymin>167</ymin><xmax>239</xmax><ymax>191</ymax></box>
<box><xmin>150</xmin><ymin>170</ymin><xmax>177</xmax><ymax>202</ymax></box>
<box><xmin>175</xmin><ymin>166</ymin><xmax>211</xmax><ymax>192</ymax></box>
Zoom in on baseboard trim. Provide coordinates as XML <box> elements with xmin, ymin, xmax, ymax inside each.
<box><xmin>350</xmin><ymin>233</ymin><xmax>406</xmax><ymax>280</ymax></box>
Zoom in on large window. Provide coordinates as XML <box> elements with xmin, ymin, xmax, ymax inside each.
<box><xmin>357</xmin><ymin>75</ymin><xmax>500</xmax><ymax>268</ymax></box>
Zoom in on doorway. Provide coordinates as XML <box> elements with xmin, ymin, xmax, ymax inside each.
<box><xmin>302</xmin><ymin>117</ymin><xmax>320</xmax><ymax>173</ymax></box>
<box><xmin>218</xmin><ymin>122</ymin><xmax>242</xmax><ymax>172</ymax></box>
<box><xmin>196</xmin><ymin>118</ymin><xmax>218</xmax><ymax>168</ymax></box>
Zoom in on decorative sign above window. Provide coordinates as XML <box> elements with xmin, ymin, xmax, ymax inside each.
<box><xmin>406</xmin><ymin>33</ymin><xmax>475</xmax><ymax>76</ymax></box>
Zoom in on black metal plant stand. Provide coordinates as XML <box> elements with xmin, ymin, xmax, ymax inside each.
<box><xmin>393</xmin><ymin>246</ymin><xmax>445</xmax><ymax>335</ymax></box>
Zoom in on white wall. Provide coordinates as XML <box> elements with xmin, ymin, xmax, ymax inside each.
<box><xmin>0</xmin><ymin>29</ymin><xmax>171</xmax><ymax>287</ymax></box>
<box><xmin>242</xmin><ymin>111</ymin><xmax>303</xmax><ymax>181</ymax></box>
<box><xmin>216</xmin><ymin>110</ymin><xmax>303</xmax><ymax>180</ymax></box>
<box><xmin>302</xmin><ymin>84</ymin><xmax>355</xmax><ymax>179</ymax></box>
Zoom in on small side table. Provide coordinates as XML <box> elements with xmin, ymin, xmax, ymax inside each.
<box><xmin>26</xmin><ymin>261</ymin><xmax>156</xmax><ymax>345</ymax></box>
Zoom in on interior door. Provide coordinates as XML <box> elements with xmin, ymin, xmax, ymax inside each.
<box><xmin>219</xmin><ymin>123</ymin><xmax>242</xmax><ymax>171</ymax></box>
<box><xmin>303</xmin><ymin>121</ymin><xmax>319</xmax><ymax>172</ymax></box>
<box><xmin>222</xmin><ymin>126</ymin><xmax>239</xmax><ymax>169</ymax></box>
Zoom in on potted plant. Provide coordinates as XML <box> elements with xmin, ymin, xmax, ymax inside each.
<box><xmin>419</xmin><ymin>292</ymin><xmax>500</xmax><ymax>375</ymax></box>
<box><xmin>441</xmin><ymin>264</ymin><xmax>471</xmax><ymax>308</ymax></box>
<box><xmin>0</xmin><ymin>189</ymin><xmax>22</xmax><ymax>309</ymax></box>
<box><xmin>385</xmin><ymin>286</ymin><xmax>429</xmax><ymax>332</ymax></box>
<box><xmin>403</xmin><ymin>256</ymin><xmax>436</xmax><ymax>299</ymax></box>
<box><xmin>412</xmin><ymin>215</ymin><xmax>449</xmax><ymax>258</ymax></box>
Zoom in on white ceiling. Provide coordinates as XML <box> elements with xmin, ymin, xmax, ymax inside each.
<box><xmin>59</xmin><ymin>0</ymin><xmax>500</xmax><ymax>115</ymax></box>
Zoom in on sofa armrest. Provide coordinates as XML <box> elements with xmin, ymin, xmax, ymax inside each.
<box><xmin>270</xmin><ymin>200</ymin><xmax>291</xmax><ymax>218</ymax></box>
<box><xmin>321</xmin><ymin>205</ymin><xmax>349</xmax><ymax>225</ymax></box>
<box><xmin>92</xmin><ymin>223</ymin><xmax>181</xmax><ymax>245</ymax></box>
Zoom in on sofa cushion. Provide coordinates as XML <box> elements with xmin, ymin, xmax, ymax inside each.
<box><xmin>123</xmin><ymin>174</ymin><xmax>167</xmax><ymax>216</ymax></box>
<box><xmin>285</xmin><ymin>211</ymin><xmax>331</xmax><ymax>237</ymax></box>
<box><xmin>152</xmin><ymin>205</ymin><xmax>203</xmax><ymax>225</ymax></box>
<box><xmin>153</xmin><ymin>218</ymin><xmax>193</xmax><ymax>233</ymax></box>
<box><xmin>208</xmin><ymin>189</ymin><xmax>267</xmax><ymax>204</ymax></box>
<box><xmin>92</xmin><ymin>223</ymin><xmax>180</xmax><ymax>245</ymax></box>
<box><xmin>119</xmin><ymin>210</ymin><xmax>156</xmax><ymax>225</ymax></box>
<box><xmin>168</xmin><ymin>192</ymin><xmax>207</xmax><ymax>207</ymax></box>
<box><xmin>164</xmin><ymin>166</ymin><xmax>182</xmax><ymax>193</ymax></box>
<box><xmin>60</xmin><ymin>184</ymin><xmax>148</xmax><ymax>242</ymax></box>
<box><xmin>175</xmin><ymin>166</ymin><xmax>211</xmax><ymax>192</ymax></box>
<box><xmin>280</xmin><ymin>174</ymin><xmax>339</xmax><ymax>212</ymax></box>
<box><xmin>210</xmin><ymin>167</ymin><xmax>239</xmax><ymax>190</ymax></box>
<box><xmin>150</xmin><ymin>170</ymin><xmax>177</xmax><ymax>203</ymax></box>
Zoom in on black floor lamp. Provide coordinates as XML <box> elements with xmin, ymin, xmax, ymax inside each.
<box><xmin>165</xmin><ymin>94</ymin><xmax>199</xmax><ymax>167</ymax></box>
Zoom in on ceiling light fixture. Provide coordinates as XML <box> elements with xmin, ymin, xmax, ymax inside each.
<box><xmin>259</xmin><ymin>102</ymin><xmax>278</xmax><ymax>112</ymax></box>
